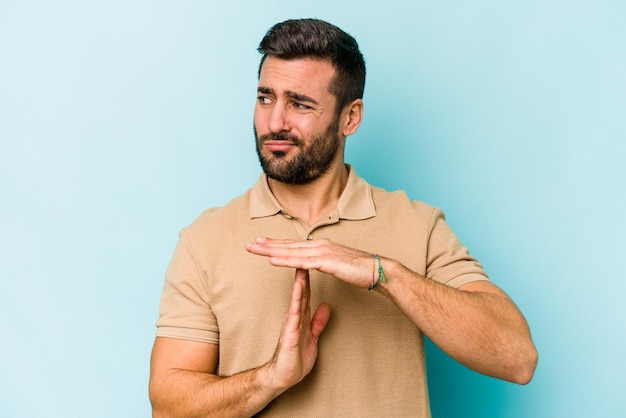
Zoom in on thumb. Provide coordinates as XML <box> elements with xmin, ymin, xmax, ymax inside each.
<box><xmin>311</xmin><ymin>302</ymin><xmax>331</xmax><ymax>342</ymax></box>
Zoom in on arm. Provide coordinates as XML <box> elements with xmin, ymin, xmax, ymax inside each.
<box><xmin>149</xmin><ymin>269</ymin><xmax>331</xmax><ymax>418</ymax></box>
<box><xmin>149</xmin><ymin>338</ymin><xmax>273</xmax><ymax>418</ymax></box>
<box><xmin>377</xmin><ymin>260</ymin><xmax>537</xmax><ymax>384</ymax></box>
<box><xmin>246</xmin><ymin>238</ymin><xmax>538</xmax><ymax>384</ymax></box>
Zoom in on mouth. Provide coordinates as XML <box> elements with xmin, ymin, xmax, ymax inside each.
<box><xmin>259</xmin><ymin>132</ymin><xmax>300</xmax><ymax>153</ymax></box>
<box><xmin>263</xmin><ymin>140</ymin><xmax>297</xmax><ymax>153</ymax></box>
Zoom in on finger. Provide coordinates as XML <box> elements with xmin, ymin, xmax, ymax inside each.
<box><xmin>272</xmin><ymin>255</ymin><xmax>322</xmax><ymax>273</ymax></box>
<box><xmin>282</xmin><ymin>275</ymin><xmax>304</xmax><ymax>349</ymax></box>
<box><xmin>255</xmin><ymin>237</ymin><xmax>299</xmax><ymax>245</ymax></box>
<box><xmin>246</xmin><ymin>243</ymin><xmax>322</xmax><ymax>269</ymax></box>
<box><xmin>295</xmin><ymin>268</ymin><xmax>310</xmax><ymax>319</ymax></box>
<box><xmin>254</xmin><ymin>237</ymin><xmax>325</xmax><ymax>249</ymax></box>
<box><xmin>245</xmin><ymin>242</ymin><xmax>306</xmax><ymax>257</ymax></box>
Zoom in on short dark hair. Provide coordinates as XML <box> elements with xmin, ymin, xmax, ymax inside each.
<box><xmin>257</xmin><ymin>18</ymin><xmax>366</xmax><ymax>114</ymax></box>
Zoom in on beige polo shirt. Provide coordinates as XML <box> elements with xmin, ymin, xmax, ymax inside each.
<box><xmin>156</xmin><ymin>166</ymin><xmax>488</xmax><ymax>417</ymax></box>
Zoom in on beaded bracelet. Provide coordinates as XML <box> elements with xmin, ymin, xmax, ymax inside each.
<box><xmin>368</xmin><ymin>254</ymin><xmax>387</xmax><ymax>290</ymax></box>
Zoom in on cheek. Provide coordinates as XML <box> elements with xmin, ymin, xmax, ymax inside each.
<box><xmin>253</xmin><ymin>108</ymin><xmax>265</xmax><ymax>134</ymax></box>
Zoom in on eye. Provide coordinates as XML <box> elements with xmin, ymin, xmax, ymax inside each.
<box><xmin>292</xmin><ymin>102</ymin><xmax>312</xmax><ymax>110</ymax></box>
<box><xmin>257</xmin><ymin>95</ymin><xmax>272</xmax><ymax>105</ymax></box>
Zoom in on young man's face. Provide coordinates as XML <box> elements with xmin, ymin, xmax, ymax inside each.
<box><xmin>253</xmin><ymin>56</ymin><xmax>344</xmax><ymax>185</ymax></box>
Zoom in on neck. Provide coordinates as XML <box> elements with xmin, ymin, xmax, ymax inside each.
<box><xmin>267</xmin><ymin>161</ymin><xmax>349</xmax><ymax>226</ymax></box>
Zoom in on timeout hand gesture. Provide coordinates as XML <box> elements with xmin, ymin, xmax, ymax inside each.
<box><xmin>266</xmin><ymin>269</ymin><xmax>331</xmax><ymax>391</ymax></box>
<box><xmin>246</xmin><ymin>237</ymin><xmax>375</xmax><ymax>289</ymax></box>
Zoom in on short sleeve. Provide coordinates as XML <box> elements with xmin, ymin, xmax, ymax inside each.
<box><xmin>425</xmin><ymin>209</ymin><xmax>490</xmax><ymax>288</ymax></box>
<box><xmin>155</xmin><ymin>229</ymin><xmax>219</xmax><ymax>344</ymax></box>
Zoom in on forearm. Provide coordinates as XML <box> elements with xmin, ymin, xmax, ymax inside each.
<box><xmin>377</xmin><ymin>259</ymin><xmax>537</xmax><ymax>384</ymax></box>
<box><xmin>150</xmin><ymin>363</ymin><xmax>280</xmax><ymax>418</ymax></box>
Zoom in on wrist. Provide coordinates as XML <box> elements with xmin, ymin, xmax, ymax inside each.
<box><xmin>371</xmin><ymin>257</ymin><xmax>400</xmax><ymax>295</ymax></box>
<box><xmin>258</xmin><ymin>361</ymin><xmax>290</xmax><ymax>398</ymax></box>
<box><xmin>368</xmin><ymin>254</ymin><xmax>387</xmax><ymax>290</ymax></box>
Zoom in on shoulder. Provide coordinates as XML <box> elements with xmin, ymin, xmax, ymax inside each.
<box><xmin>370</xmin><ymin>184</ymin><xmax>441</xmax><ymax>218</ymax></box>
<box><xmin>183</xmin><ymin>189</ymin><xmax>253</xmax><ymax>238</ymax></box>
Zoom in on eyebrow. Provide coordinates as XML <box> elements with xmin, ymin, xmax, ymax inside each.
<box><xmin>257</xmin><ymin>86</ymin><xmax>319</xmax><ymax>106</ymax></box>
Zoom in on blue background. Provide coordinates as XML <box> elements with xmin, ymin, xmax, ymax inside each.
<box><xmin>1</xmin><ymin>1</ymin><xmax>624</xmax><ymax>417</ymax></box>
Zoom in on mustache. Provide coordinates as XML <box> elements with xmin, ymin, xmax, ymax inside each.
<box><xmin>258</xmin><ymin>132</ymin><xmax>301</xmax><ymax>146</ymax></box>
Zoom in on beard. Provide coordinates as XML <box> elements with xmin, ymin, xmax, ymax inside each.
<box><xmin>254</xmin><ymin>118</ymin><xmax>341</xmax><ymax>185</ymax></box>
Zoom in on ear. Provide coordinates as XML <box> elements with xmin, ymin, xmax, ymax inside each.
<box><xmin>340</xmin><ymin>99</ymin><xmax>364</xmax><ymax>137</ymax></box>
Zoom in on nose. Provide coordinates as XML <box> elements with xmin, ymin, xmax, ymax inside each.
<box><xmin>267</xmin><ymin>103</ymin><xmax>290</xmax><ymax>134</ymax></box>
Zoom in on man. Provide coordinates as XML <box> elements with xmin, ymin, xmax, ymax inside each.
<box><xmin>149</xmin><ymin>18</ymin><xmax>537</xmax><ymax>417</ymax></box>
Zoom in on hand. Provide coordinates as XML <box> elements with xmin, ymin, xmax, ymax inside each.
<box><xmin>246</xmin><ymin>237</ymin><xmax>375</xmax><ymax>289</ymax></box>
<box><xmin>266</xmin><ymin>268</ymin><xmax>331</xmax><ymax>391</ymax></box>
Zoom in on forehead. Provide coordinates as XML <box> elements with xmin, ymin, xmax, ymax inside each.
<box><xmin>258</xmin><ymin>56</ymin><xmax>336</xmax><ymax>97</ymax></box>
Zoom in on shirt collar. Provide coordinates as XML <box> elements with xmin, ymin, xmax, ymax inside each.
<box><xmin>249</xmin><ymin>165</ymin><xmax>376</xmax><ymax>220</ymax></box>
